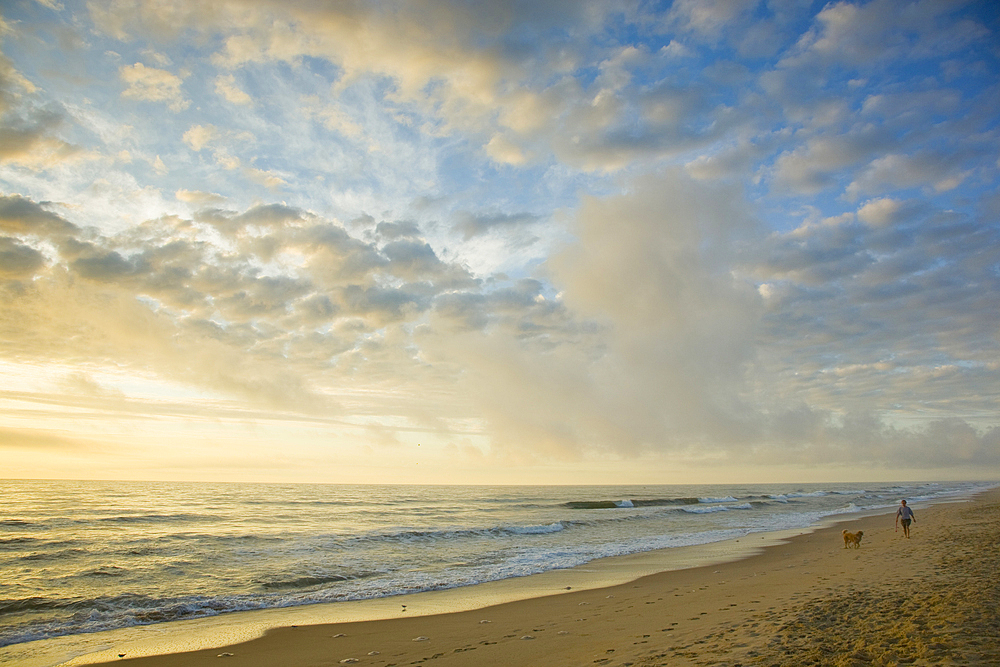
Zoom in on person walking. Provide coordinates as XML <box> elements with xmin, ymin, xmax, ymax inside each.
<box><xmin>895</xmin><ymin>499</ymin><xmax>916</xmax><ymax>538</ymax></box>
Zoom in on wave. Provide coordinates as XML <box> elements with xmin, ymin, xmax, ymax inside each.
<box><xmin>81</xmin><ymin>567</ymin><xmax>128</xmax><ymax>578</ymax></box>
<box><xmin>94</xmin><ymin>513</ymin><xmax>216</xmax><ymax>525</ymax></box>
<box><xmin>0</xmin><ymin>596</ymin><xmax>75</xmax><ymax>615</ymax></box>
<box><xmin>335</xmin><ymin>521</ymin><xmax>569</xmax><ymax>548</ymax></box>
<box><xmin>0</xmin><ymin>537</ymin><xmax>41</xmax><ymax>548</ymax></box>
<box><xmin>506</xmin><ymin>522</ymin><xmax>565</xmax><ymax>535</ymax></box>
<box><xmin>260</xmin><ymin>574</ymin><xmax>352</xmax><ymax>590</ymax></box>
<box><xmin>565</xmin><ymin>497</ymin><xmax>702</xmax><ymax>509</ymax></box>
<box><xmin>682</xmin><ymin>503</ymin><xmax>754</xmax><ymax>514</ymax></box>
<box><xmin>0</xmin><ymin>592</ymin><xmax>161</xmax><ymax>618</ymax></box>
<box><xmin>769</xmin><ymin>491</ymin><xmax>830</xmax><ymax>501</ymax></box>
<box><xmin>18</xmin><ymin>548</ymin><xmax>90</xmax><ymax>562</ymax></box>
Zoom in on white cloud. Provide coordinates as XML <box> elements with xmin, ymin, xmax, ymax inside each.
<box><xmin>119</xmin><ymin>62</ymin><xmax>189</xmax><ymax>112</ymax></box>
<box><xmin>215</xmin><ymin>73</ymin><xmax>252</xmax><ymax>105</ymax></box>
<box><xmin>176</xmin><ymin>189</ymin><xmax>226</xmax><ymax>206</ymax></box>
<box><xmin>660</xmin><ymin>40</ymin><xmax>691</xmax><ymax>58</ymax></box>
<box><xmin>771</xmin><ymin>131</ymin><xmax>889</xmax><ymax>194</ymax></box>
<box><xmin>846</xmin><ymin>153</ymin><xmax>968</xmax><ymax>201</ymax></box>
<box><xmin>244</xmin><ymin>166</ymin><xmax>286</xmax><ymax>190</ymax></box>
<box><xmin>857</xmin><ymin>197</ymin><xmax>904</xmax><ymax>227</ymax></box>
<box><xmin>667</xmin><ymin>0</ymin><xmax>759</xmax><ymax>40</ymax></box>
<box><xmin>484</xmin><ymin>134</ymin><xmax>528</xmax><ymax>166</ymax></box>
<box><xmin>182</xmin><ymin>124</ymin><xmax>216</xmax><ymax>152</ymax></box>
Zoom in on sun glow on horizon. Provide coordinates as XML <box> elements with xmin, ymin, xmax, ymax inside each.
<box><xmin>1</xmin><ymin>0</ymin><xmax>999</xmax><ymax>484</ymax></box>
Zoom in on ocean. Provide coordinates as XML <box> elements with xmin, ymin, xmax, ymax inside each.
<box><xmin>0</xmin><ymin>479</ymin><xmax>992</xmax><ymax>659</ymax></box>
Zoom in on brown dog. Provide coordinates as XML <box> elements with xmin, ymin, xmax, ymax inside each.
<box><xmin>842</xmin><ymin>529</ymin><xmax>863</xmax><ymax>549</ymax></box>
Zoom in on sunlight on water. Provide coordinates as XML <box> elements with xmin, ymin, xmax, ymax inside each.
<box><xmin>1</xmin><ymin>479</ymin><xmax>991</xmax><ymax>659</ymax></box>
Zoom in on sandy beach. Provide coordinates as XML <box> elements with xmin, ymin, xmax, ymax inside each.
<box><xmin>85</xmin><ymin>487</ymin><xmax>1000</xmax><ymax>667</ymax></box>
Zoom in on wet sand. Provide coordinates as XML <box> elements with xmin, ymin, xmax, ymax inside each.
<box><xmin>91</xmin><ymin>487</ymin><xmax>1000</xmax><ymax>667</ymax></box>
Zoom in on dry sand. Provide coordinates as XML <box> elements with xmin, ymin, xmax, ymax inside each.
<box><xmin>94</xmin><ymin>488</ymin><xmax>1000</xmax><ymax>667</ymax></box>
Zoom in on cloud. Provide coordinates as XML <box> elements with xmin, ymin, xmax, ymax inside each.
<box><xmin>0</xmin><ymin>426</ymin><xmax>94</xmax><ymax>451</ymax></box>
<box><xmin>0</xmin><ymin>106</ymin><xmax>83</xmax><ymax>168</ymax></box>
<box><xmin>0</xmin><ymin>194</ymin><xmax>485</xmax><ymax>418</ymax></box>
<box><xmin>421</xmin><ymin>172</ymin><xmax>763</xmax><ymax>460</ymax></box>
<box><xmin>0</xmin><ymin>195</ymin><xmax>79</xmax><ymax>236</ymax></box>
<box><xmin>244</xmin><ymin>166</ymin><xmax>287</xmax><ymax>190</ymax></box>
<box><xmin>183</xmin><ymin>124</ymin><xmax>216</xmax><ymax>151</ymax></box>
<box><xmin>856</xmin><ymin>197</ymin><xmax>908</xmax><ymax>227</ymax></box>
<box><xmin>846</xmin><ymin>152</ymin><xmax>970</xmax><ymax>200</ymax></box>
<box><xmin>484</xmin><ymin>134</ymin><xmax>528</xmax><ymax>166</ymax></box>
<box><xmin>71</xmin><ymin>249</ymin><xmax>148</xmax><ymax>282</ymax></box>
<box><xmin>119</xmin><ymin>62</ymin><xmax>189</xmax><ymax>112</ymax></box>
<box><xmin>666</xmin><ymin>0</ymin><xmax>759</xmax><ymax>41</ymax></box>
<box><xmin>175</xmin><ymin>189</ymin><xmax>226</xmax><ymax>206</ymax></box>
<box><xmin>452</xmin><ymin>210</ymin><xmax>539</xmax><ymax>240</ymax></box>
<box><xmin>0</xmin><ymin>34</ymin><xmax>37</xmax><ymax>116</ymax></box>
<box><xmin>770</xmin><ymin>129</ymin><xmax>893</xmax><ymax>195</ymax></box>
<box><xmin>0</xmin><ymin>236</ymin><xmax>46</xmax><ymax>277</ymax></box>
<box><xmin>300</xmin><ymin>96</ymin><xmax>364</xmax><ymax>138</ymax></box>
<box><xmin>215</xmin><ymin>73</ymin><xmax>252</xmax><ymax>105</ymax></box>
<box><xmin>60</xmin><ymin>372</ymin><xmax>126</xmax><ymax>399</ymax></box>
<box><xmin>374</xmin><ymin>220</ymin><xmax>422</xmax><ymax>240</ymax></box>
<box><xmin>797</xmin><ymin>0</ymin><xmax>990</xmax><ymax>67</ymax></box>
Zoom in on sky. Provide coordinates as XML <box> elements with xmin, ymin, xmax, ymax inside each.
<box><xmin>1</xmin><ymin>0</ymin><xmax>998</xmax><ymax>485</ymax></box>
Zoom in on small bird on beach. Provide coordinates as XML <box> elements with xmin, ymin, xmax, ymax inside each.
<box><xmin>401</xmin><ymin>604</ymin><xmax>407</xmax><ymax>612</ymax></box>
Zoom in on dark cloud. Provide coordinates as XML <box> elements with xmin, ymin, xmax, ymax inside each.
<box><xmin>295</xmin><ymin>293</ymin><xmax>339</xmax><ymax>323</ymax></box>
<box><xmin>340</xmin><ymin>284</ymin><xmax>429</xmax><ymax>322</ymax></box>
<box><xmin>297</xmin><ymin>223</ymin><xmax>387</xmax><ymax>281</ymax></box>
<box><xmin>0</xmin><ymin>105</ymin><xmax>81</xmax><ymax>167</ymax></box>
<box><xmin>748</xmin><ymin>411</ymin><xmax>1000</xmax><ymax>470</ymax></box>
<box><xmin>214</xmin><ymin>275</ymin><xmax>313</xmax><ymax>320</ymax></box>
<box><xmin>0</xmin><ymin>195</ymin><xmax>79</xmax><ymax>236</ymax></box>
<box><xmin>452</xmin><ymin>211</ymin><xmax>539</xmax><ymax>240</ymax></box>
<box><xmin>234</xmin><ymin>203</ymin><xmax>304</xmax><ymax>228</ymax></box>
<box><xmin>72</xmin><ymin>250</ymin><xmax>149</xmax><ymax>282</ymax></box>
<box><xmin>375</xmin><ymin>220</ymin><xmax>422</xmax><ymax>239</ymax></box>
<box><xmin>433</xmin><ymin>291</ymin><xmax>490</xmax><ymax>331</ymax></box>
<box><xmin>197</xmin><ymin>203</ymin><xmax>306</xmax><ymax>237</ymax></box>
<box><xmin>0</xmin><ymin>236</ymin><xmax>46</xmax><ymax>277</ymax></box>
<box><xmin>381</xmin><ymin>240</ymin><xmax>445</xmax><ymax>275</ymax></box>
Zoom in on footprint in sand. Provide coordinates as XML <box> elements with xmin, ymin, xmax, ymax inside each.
<box><xmin>412</xmin><ymin>636</ymin><xmax>429</xmax><ymax>642</ymax></box>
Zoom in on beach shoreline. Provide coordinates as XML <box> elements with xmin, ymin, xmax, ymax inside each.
<box><xmin>22</xmin><ymin>485</ymin><xmax>996</xmax><ymax>667</ymax></box>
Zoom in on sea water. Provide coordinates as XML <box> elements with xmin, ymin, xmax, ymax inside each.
<box><xmin>0</xmin><ymin>480</ymin><xmax>991</xmax><ymax>654</ymax></box>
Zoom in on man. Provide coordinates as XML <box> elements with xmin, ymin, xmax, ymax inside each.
<box><xmin>895</xmin><ymin>499</ymin><xmax>916</xmax><ymax>538</ymax></box>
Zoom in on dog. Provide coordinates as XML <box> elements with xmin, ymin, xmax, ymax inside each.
<box><xmin>842</xmin><ymin>529</ymin><xmax>863</xmax><ymax>549</ymax></box>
